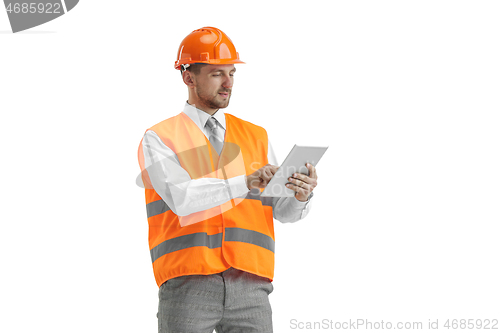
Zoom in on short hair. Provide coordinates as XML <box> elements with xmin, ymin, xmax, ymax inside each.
<box><xmin>181</xmin><ymin>63</ymin><xmax>207</xmax><ymax>76</ymax></box>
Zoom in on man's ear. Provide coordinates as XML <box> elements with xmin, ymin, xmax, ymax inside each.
<box><xmin>183</xmin><ymin>71</ymin><xmax>196</xmax><ymax>88</ymax></box>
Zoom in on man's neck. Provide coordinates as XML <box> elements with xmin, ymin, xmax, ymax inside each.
<box><xmin>187</xmin><ymin>100</ymin><xmax>218</xmax><ymax>116</ymax></box>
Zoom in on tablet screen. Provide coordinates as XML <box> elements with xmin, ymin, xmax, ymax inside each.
<box><xmin>261</xmin><ymin>145</ymin><xmax>328</xmax><ymax>197</ymax></box>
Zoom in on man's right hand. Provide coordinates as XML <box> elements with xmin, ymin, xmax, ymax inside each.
<box><xmin>245</xmin><ymin>164</ymin><xmax>279</xmax><ymax>190</ymax></box>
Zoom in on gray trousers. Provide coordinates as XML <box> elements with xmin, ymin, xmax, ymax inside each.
<box><xmin>157</xmin><ymin>267</ymin><xmax>274</xmax><ymax>333</ymax></box>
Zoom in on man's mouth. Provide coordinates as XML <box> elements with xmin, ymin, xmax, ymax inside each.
<box><xmin>218</xmin><ymin>92</ymin><xmax>230</xmax><ymax>98</ymax></box>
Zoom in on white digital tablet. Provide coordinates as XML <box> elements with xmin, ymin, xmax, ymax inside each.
<box><xmin>261</xmin><ymin>145</ymin><xmax>328</xmax><ymax>197</ymax></box>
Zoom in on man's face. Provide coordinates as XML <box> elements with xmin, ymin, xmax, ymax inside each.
<box><xmin>191</xmin><ymin>64</ymin><xmax>236</xmax><ymax>110</ymax></box>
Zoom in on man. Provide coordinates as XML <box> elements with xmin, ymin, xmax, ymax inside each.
<box><xmin>138</xmin><ymin>27</ymin><xmax>318</xmax><ymax>333</ymax></box>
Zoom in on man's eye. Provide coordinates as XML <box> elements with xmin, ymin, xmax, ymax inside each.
<box><xmin>213</xmin><ymin>74</ymin><xmax>221</xmax><ymax>77</ymax></box>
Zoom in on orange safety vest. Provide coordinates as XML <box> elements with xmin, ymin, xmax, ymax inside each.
<box><xmin>138</xmin><ymin>112</ymin><xmax>275</xmax><ymax>287</ymax></box>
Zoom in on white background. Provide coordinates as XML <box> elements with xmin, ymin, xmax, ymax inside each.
<box><xmin>1</xmin><ymin>1</ymin><xmax>499</xmax><ymax>332</ymax></box>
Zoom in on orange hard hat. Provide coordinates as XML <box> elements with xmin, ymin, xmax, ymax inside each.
<box><xmin>175</xmin><ymin>27</ymin><xmax>245</xmax><ymax>70</ymax></box>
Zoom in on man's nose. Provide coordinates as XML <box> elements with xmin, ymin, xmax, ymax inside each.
<box><xmin>222</xmin><ymin>74</ymin><xmax>233</xmax><ymax>88</ymax></box>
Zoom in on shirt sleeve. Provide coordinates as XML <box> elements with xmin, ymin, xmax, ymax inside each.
<box><xmin>267</xmin><ymin>139</ymin><xmax>313</xmax><ymax>223</ymax></box>
<box><xmin>142</xmin><ymin>130</ymin><xmax>250</xmax><ymax>217</ymax></box>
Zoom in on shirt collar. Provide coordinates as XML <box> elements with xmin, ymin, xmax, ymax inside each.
<box><xmin>183</xmin><ymin>102</ymin><xmax>226</xmax><ymax>131</ymax></box>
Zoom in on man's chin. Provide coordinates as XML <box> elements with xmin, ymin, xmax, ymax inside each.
<box><xmin>215</xmin><ymin>98</ymin><xmax>230</xmax><ymax>109</ymax></box>
<box><xmin>200</xmin><ymin>96</ymin><xmax>230</xmax><ymax>110</ymax></box>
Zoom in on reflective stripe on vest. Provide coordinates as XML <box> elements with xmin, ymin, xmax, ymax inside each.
<box><xmin>146</xmin><ymin>190</ymin><xmax>273</xmax><ymax>219</ymax></box>
<box><xmin>150</xmin><ymin>227</ymin><xmax>275</xmax><ymax>263</ymax></box>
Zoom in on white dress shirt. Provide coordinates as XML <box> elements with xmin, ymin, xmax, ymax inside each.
<box><xmin>141</xmin><ymin>102</ymin><xmax>313</xmax><ymax>223</ymax></box>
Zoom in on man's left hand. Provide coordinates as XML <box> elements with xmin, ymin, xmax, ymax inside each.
<box><xmin>286</xmin><ymin>163</ymin><xmax>318</xmax><ymax>202</ymax></box>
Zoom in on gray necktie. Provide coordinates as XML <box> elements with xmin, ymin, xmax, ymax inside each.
<box><xmin>205</xmin><ymin>117</ymin><xmax>224</xmax><ymax>155</ymax></box>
